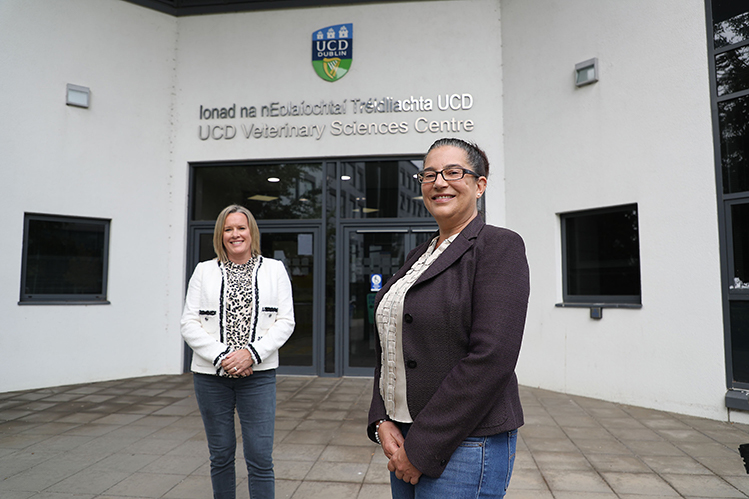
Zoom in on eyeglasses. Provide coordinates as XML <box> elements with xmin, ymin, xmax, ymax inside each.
<box><xmin>416</xmin><ymin>167</ymin><xmax>480</xmax><ymax>184</ymax></box>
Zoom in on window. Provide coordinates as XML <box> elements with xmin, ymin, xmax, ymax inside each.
<box><xmin>708</xmin><ymin>0</ymin><xmax>749</xmax><ymax>393</ymax></box>
<box><xmin>340</xmin><ymin>160</ymin><xmax>431</xmax><ymax>219</ymax></box>
<box><xmin>191</xmin><ymin>162</ymin><xmax>324</xmax><ymax>221</ymax></box>
<box><xmin>561</xmin><ymin>204</ymin><xmax>641</xmax><ymax>304</ymax></box>
<box><xmin>20</xmin><ymin>214</ymin><xmax>110</xmax><ymax>304</ymax></box>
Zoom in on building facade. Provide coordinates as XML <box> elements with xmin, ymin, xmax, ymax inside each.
<box><xmin>2</xmin><ymin>0</ymin><xmax>747</xmax><ymax>423</ymax></box>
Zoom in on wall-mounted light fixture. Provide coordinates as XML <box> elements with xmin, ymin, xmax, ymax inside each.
<box><xmin>574</xmin><ymin>58</ymin><xmax>599</xmax><ymax>87</ymax></box>
<box><xmin>66</xmin><ymin>84</ymin><xmax>90</xmax><ymax>108</ymax></box>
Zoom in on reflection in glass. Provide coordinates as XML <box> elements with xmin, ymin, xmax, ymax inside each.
<box><xmin>732</xmin><ymin>204</ymin><xmax>749</xmax><ymax>290</ymax></box>
<box><xmin>716</xmin><ymin>46</ymin><xmax>749</xmax><ymax>96</ymax></box>
<box><xmin>348</xmin><ymin>232</ymin><xmax>406</xmax><ymax>368</ymax></box>
<box><xmin>198</xmin><ymin>233</ymin><xmax>214</xmax><ymax>262</ymax></box>
<box><xmin>564</xmin><ymin>205</ymin><xmax>641</xmax><ymax>301</ymax></box>
<box><xmin>731</xmin><ymin>301</ymin><xmax>749</xmax><ymax>383</ymax></box>
<box><xmin>24</xmin><ymin>217</ymin><xmax>107</xmax><ymax>298</ymax></box>
<box><xmin>713</xmin><ymin>3</ymin><xmax>749</xmax><ymax>49</ymax></box>
<box><xmin>414</xmin><ymin>231</ymin><xmax>434</xmax><ymax>248</ymax></box>
<box><xmin>340</xmin><ymin>160</ymin><xmax>429</xmax><ymax>218</ymax></box>
<box><xmin>192</xmin><ymin>163</ymin><xmax>323</xmax><ymax>221</ymax></box>
<box><xmin>261</xmin><ymin>232</ymin><xmax>315</xmax><ymax>367</ymax></box>
<box><xmin>719</xmin><ymin>95</ymin><xmax>749</xmax><ymax>194</ymax></box>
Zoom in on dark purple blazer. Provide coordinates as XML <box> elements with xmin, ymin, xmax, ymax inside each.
<box><xmin>367</xmin><ymin>216</ymin><xmax>530</xmax><ymax>478</ymax></box>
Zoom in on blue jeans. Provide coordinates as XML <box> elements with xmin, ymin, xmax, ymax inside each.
<box><xmin>390</xmin><ymin>424</ymin><xmax>517</xmax><ymax>499</ymax></box>
<box><xmin>193</xmin><ymin>370</ymin><xmax>276</xmax><ymax>499</ymax></box>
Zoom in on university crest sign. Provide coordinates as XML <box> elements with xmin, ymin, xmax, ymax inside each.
<box><xmin>312</xmin><ymin>24</ymin><xmax>353</xmax><ymax>82</ymax></box>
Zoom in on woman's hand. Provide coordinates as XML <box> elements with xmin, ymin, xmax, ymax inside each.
<box><xmin>388</xmin><ymin>445</ymin><xmax>422</xmax><ymax>484</ymax></box>
<box><xmin>222</xmin><ymin>349</ymin><xmax>254</xmax><ymax>377</ymax></box>
<box><xmin>377</xmin><ymin>421</ymin><xmax>404</xmax><ymax>459</ymax></box>
<box><xmin>378</xmin><ymin>422</ymin><xmax>422</xmax><ymax>484</ymax></box>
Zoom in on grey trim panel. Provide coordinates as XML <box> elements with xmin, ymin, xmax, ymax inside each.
<box><xmin>726</xmin><ymin>390</ymin><xmax>749</xmax><ymax>411</ymax></box>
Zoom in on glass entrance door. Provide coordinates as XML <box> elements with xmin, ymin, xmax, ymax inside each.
<box><xmin>259</xmin><ymin>228</ymin><xmax>320</xmax><ymax>374</ymax></box>
<box><xmin>187</xmin><ymin>225</ymin><xmax>321</xmax><ymax>375</ymax></box>
<box><xmin>343</xmin><ymin>227</ymin><xmax>436</xmax><ymax>376</ymax></box>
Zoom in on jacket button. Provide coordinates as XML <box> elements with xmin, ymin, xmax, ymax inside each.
<box><xmin>404</xmin><ymin>314</ymin><xmax>413</xmax><ymax>323</ymax></box>
<box><xmin>440</xmin><ymin>459</ymin><xmax>447</xmax><ymax>466</ymax></box>
<box><xmin>407</xmin><ymin>360</ymin><xmax>417</xmax><ymax>369</ymax></box>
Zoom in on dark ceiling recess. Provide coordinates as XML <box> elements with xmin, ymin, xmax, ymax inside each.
<box><xmin>123</xmin><ymin>0</ymin><xmax>393</xmax><ymax>16</ymax></box>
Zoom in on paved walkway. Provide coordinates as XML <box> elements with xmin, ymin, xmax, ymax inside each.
<box><xmin>1</xmin><ymin>375</ymin><xmax>749</xmax><ymax>498</ymax></box>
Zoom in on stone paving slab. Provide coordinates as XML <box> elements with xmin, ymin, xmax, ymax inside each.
<box><xmin>1</xmin><ymin>374</ymin><xmax>749</xmax><ymax>498</ymax></box>
<box><xmin>506</xmin><ymin>387</ymin><xmax>749</xmax><ymax>499</ymax></box>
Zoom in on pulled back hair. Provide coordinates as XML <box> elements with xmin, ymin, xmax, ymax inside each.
<box><xmin>424</xmin><ymin>138</ymin><xmax>490</xmax><ymax>178</ymax></box>
<box><xmin>213</xmin><ymin>204</ymin><xmax>261</xmax><ymax>263</ymax></box>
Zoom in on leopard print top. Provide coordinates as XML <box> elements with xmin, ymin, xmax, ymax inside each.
<box><xmin>223</xmin><ymin>257</ymin><xmax>259</xmax><ymax>362</ymax></box>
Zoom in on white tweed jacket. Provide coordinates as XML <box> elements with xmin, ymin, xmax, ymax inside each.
<box><xmin>180</xmin><ymin>257</ymin><xmax>295</xmax><ymax>374</ymax></box>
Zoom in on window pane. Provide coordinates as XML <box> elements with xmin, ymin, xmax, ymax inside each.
<box><xmin>261</xmin><ymin>232</ymin><xmax>315</xmax><ymax>367</ymax></box>
<box><xmin>198</xmin><ymin>232</ymin><xmax>214</xmax><ymax>263</ymax></box>
<box><xmin>347</xmin><ymin>231</ymin><xmax>406</xmax><ymax>368</ymax></box>
<box><xmin>731</xmin><ymin>203</ymin><xmax>749</xmax><ymax>289</ymax></box>
<box><xmin>564</xmin><ymin>205</ymin><xmax>641</xmax><ymax>301</ymax></box>
<box><xmin>23</xmin><ymin>217</ymin><xmax>107</xmax><ymax>298</ymax></box>
<box><xmin>716</xmin><ymin>46</ymin><xmax>749</xmax><ymax>96</ymax></box>
<box><xmin>713</xmin><ymin>2</ymin><xmax>749</xmax><ymax>49</ymax></box>
<box><xmin>719</xmin><ymin>95</ymin><xmax>749</xmax><ymax>194</ymax></box>
<box><xmin>340</xmin><ymin>160</ymin><xmax>429</xmax><ymax>218</ymax></box>
<box><xmin>730</xmin><ymin>301</ymin><xmax>749</xmax><ymax>383</ymax></box>
<box><xmin>192</xmin><ymin>163</ymin><xmax>323</xmax><ymax>220</ymax></box>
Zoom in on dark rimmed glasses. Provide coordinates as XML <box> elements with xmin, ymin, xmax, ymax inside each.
<box><xmin>416</xmin><ymin>167</ymin><xmax>480</xmax><ymax>184</ymax></box>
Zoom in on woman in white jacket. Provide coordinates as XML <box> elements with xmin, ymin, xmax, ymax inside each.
<box><xmin>181</xmin><ymin>204</ymin><xmax>294</xmax><ymax>499</ymax></box>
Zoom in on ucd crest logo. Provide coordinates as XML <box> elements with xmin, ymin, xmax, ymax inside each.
<box><xmin>312</xmin><ymin>24</ymin><xmax>353</xmax><ymax>82</ymax></box>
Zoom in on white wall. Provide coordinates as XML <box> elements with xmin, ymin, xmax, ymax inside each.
<box><xmin>171</xmin><ymin>0</ymin><xmax>506</xmax><ymax>219</ymax></box>
<box><xmin>0</xmin><ymin>0</ymin><xmax>181</xmax><ymax>391</ymax></box>
<box><xmin>0</xmin><ymin>0</ymin><xmax>505</xmax><ymax>392</ymax></box>
<box><xmin>502</xmin><ymin>0</ymin><xmax>728</xmax><ymax>419</ymax></box>
<box><xmin>2</xmin><ymin>0</ymin><xmax>734</xmax><ymax>424</ymax></box>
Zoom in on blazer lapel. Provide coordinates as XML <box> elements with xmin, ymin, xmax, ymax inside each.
<box><xmin>414</xmin><ymin>216</ymin><xmax>485</xmax><ymax>285</ymax></box>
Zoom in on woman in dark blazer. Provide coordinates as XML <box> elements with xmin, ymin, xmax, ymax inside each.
<box><xmin>368</xmin><ymin>138</ymin><xmax>530</xmax><ymax>498</ymax></box>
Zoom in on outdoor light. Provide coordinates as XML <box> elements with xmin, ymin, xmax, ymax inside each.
<box><xmin>267</xmin><ymin>177</ymin><xmax>280</xmax><ymax>183</ymax></box>
<box><xmin>341</xmin><ymin>175</ymin><xmax>351</xmax><ymax>181</ymax></box>
<box><xmin>66</xmin><ymin>84</ymin><xmax>90</xmax><ymax>108</ymax></box>
<box><xmin>575</xmin><ymin>58</ymin><xmax>598</xmax><ymax>87</ymax></box>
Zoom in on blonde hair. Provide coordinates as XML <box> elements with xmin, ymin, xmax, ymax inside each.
<box><xmin>213</xmin><ymin>205</ymin><xmax>261</xmax><ymax>262</ymax></box>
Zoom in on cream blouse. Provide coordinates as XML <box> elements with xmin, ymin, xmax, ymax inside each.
<box><xmin>376</xmin><ymin>234</ymin><xmax>457</xmax><ymax>422</ymax></box>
